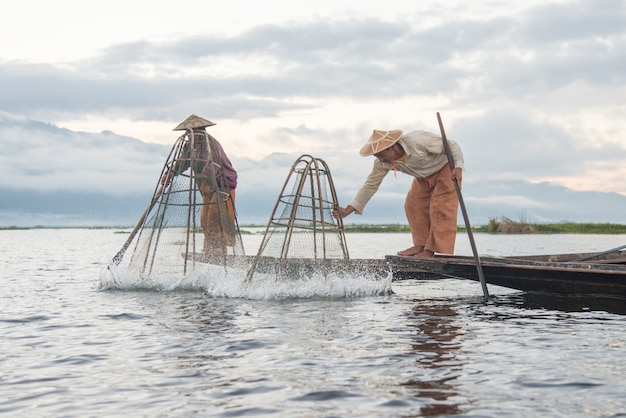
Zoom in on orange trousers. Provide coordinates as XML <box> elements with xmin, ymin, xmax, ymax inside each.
<box><xmin>199</xmin><ymin>180</ymin><xmax>236</xmax><ymax>256</ymax></box>
<box><xmin>404</xmin><ymin>164</ymin><xmax>458</xmax><ymax>254</ymax></box>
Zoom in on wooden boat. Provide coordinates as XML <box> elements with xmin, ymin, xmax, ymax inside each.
<box><xmin>185</xmin><ymin>245</ymin><xmax>626</xmax><ymax>301</ymax></box>
<box><xmin>386</xmin><ymin>247</ymin><xmax>626</xmax><ymax>298</ymax></box>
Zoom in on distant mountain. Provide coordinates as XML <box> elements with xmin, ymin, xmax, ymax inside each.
<box><xmin>463</xmin><ymin>180</ymin><xmax>626</xmax><ymax>225</ymax></box>
<box><xmin>2</xmin><ymin>179</ymin><xmax>625</xmax><ymax>227</ymax></box>
<box><xmin>1</xmin><ymin>114</ymin><xmax>625</xmax><ymax>227</ymax></box>
<box><xmin>337</xmin><ymin>180</ymin><xmax>626</xmax><ymax>226</ymax></box>
<box><xmin>0</xmin><ymin>188</ymin><xmax>154</xmax><ymax>227</ymax></box>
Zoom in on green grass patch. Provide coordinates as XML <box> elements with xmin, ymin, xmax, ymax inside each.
<box><xmin>343</xmin><ymin>224</ymin><xmax>412</xmax><ymax>233</ymax></box>
<box><xmin>460</xmin><ymin>217</ymin><xmax>626</xmax><ymax>234</ymax></box>
<box><xmin>335</xmin><ymin>218</ymin><xmax>626</xmax><ymax>234</ymax></box>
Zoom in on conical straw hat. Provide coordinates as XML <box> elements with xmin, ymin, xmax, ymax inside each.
<box><xmin>359</xmin><ymin>129</ymin><xmax>403</xmax><ymax>156</ymax></box>
<box><xmin>173</xmin><ymin>114</ymin><xmax>216</xmax><ymax>131</ymax></box>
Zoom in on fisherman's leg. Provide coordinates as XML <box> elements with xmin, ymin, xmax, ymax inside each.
<box><xmin>206</xmin><ymin>194</ymin><xmax>230</xmax><ymax>256</ymax></box>
<box><xmin>399</xmin><ymin>177</ymin><xmax>431</xmax><ymax>256</ymax></box>
<box><xmin>227</xmin><ymin>189</ymin><xmax>236</xmax><ymax>223</ymax></box>
<box><xmin>198</xmin><ymin>181</ymin><xmax>225</xmax><ymax>256</ymax></box>
<box><xmin>199</xmin><ymin>181</ymin><xmax>212</xmax><ymax>253</ymax></box>
<box><xmin>426</xmin><ymin>165</ymin><xmax>458</xmax><ymax>254</ymax></box>
<box><xmin>225</xmin><ymin>189</ymin><xmax>237</xmax><ymax>246</ymax></box>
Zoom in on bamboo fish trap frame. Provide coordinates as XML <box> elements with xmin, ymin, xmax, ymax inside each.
<box><xmin>108</xmin><ymin>115</ymin><xmax>245</xmax><ymax>284</ymax></box>
<box><xmin>246</xmin><ymin>154</ymin><xmax>350</xmax><ymax>281</ymax></box>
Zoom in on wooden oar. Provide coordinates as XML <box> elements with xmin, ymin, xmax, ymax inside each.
<box><xmin>437</xmin><ymin>112</ymin><xmax>489</xmax><ymax>300</ymax></box>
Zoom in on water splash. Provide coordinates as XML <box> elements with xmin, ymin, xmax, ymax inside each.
<box><xmin>98</xmin><ymin>264</ymin><xmax>393</xmax><ymax>299</ymax></box>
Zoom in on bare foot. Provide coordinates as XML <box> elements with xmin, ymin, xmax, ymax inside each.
<box><xmin>397</xmin><ymin>245</ymin><xmax>424</xmax><ymax>256</ymax></box>
<box><xmin>413</xmin><ymin>250</ymin><xmax>435</xmax><ymax>259</ymax></box>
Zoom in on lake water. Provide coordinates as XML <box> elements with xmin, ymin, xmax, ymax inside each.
<box><xmin>1</xmin><ymin>228</ymin><xmax>626</xmax><ymax>417</ymax></box>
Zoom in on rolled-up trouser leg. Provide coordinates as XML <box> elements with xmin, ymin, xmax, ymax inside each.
<box><xmin>200</xmin><ymin>181</ymin><xmax>238</xmax><ymax>255</ymax></box>
<box><xmin>404</xmin><ymin>164</ymin><xmax>458</xmax><ymax>254</ymax></box>
<box><xmin>405</xmin><ymin>177</ymin><xmax>431</xmax><ymax>250</ymax></box>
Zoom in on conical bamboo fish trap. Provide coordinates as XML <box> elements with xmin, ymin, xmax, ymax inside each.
<box><xmin>108</xmin><ymin>116</ymin><xmax>245</xmax><ymax>285</ymax></box>
<box><xmin>247</xmin><ymin>154</ymin><xmax>350</xmax><ymax>281</ymax></box>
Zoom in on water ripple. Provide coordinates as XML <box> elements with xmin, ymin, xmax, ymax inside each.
<box><xmin>2</xmin><ymin>229</ymin><xmax>626</xmax><ymax>417</ymax></box>
<box><xmin>292</xmin><ymin>389</ymin><xmax>362</xmax><ymax>401</ymax></box>
<box><xmin>0</xmin><ymin>315</ymin><xmax>51</xmax><ymax>324</ymax></box>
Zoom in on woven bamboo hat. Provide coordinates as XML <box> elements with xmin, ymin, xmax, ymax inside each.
<box><xmin>173</xmin><ymin>114</ymin><xmax>216</xmax><ymax>131</ymax></box>
<box><xmin>359</xmin><ymin>129</ymin><xmax>403</xmax><ymax>156</ymax></box>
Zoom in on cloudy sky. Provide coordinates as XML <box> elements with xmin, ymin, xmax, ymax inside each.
<box><xmin>1</xmin><ymin>0</ymin><xmax>625</xmax><ymax>224</ymax></box>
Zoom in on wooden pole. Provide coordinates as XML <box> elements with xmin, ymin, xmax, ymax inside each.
<box><xmin>437</xmin><ymin>112</ymin><xmax>489</xmax><ymax>300</ymax></box>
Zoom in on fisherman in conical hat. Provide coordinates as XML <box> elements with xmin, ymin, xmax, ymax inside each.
<box><xmin>165</xmin><ymin>114</ymin><xmax>238</xmax><ymax>257</ymax></box>
<box><xmin>333</xmin><ymin>129</ymin><xmax>464</xmax><ymax>258</ymax></box>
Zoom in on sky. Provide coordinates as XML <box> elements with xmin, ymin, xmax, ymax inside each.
<box><xmin>1</xmin><ymin>0</ymin><xmax>626</xmax><ymax>224</ymax></box>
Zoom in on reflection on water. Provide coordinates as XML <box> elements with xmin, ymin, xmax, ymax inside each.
<box><xmin>493</xmin><ymin>292</ymin><xmax>626</xmax><ymax>316</ymax></box>
<box><xmin>402</xmin><ymin>301</ymin><xmax>465</xmax><ymax>416</ymax></box>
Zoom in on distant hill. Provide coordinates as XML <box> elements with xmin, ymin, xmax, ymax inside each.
<box><xmin>1</xmin><ymin>114</ymin><xmax>625</xmax><ymax>227</ymax></box>
<box><xmin>2</xmin><ymin>180</ymin><xmax>625</xmax><ymax>228</ymax></box>
<box><xmin>461</xmin><ymin>180</ymin><xmax>626</xmax><ymax>225</ymax></box>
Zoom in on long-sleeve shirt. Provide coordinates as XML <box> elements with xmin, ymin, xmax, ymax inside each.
<box><xmin>349</xmin><ymin>130</ymin><xmax>464</xmax><ymax>214</ymax></box>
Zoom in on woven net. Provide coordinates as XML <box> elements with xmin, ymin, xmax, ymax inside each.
<box><xmin>247</xmin><ymin>154</ymin><xmax>350</xmax><ymax>281</ymax></box>
<box><xmin>107</xmin><ymin>128</ymin><xmax>246</xmax><ymax>286</ymax></box>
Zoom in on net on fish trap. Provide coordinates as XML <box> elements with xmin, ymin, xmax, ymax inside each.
<box><xmin>247</xmin><ymin>154</ymin><xmax>350</xmax><ymax>281</ymax></box>
<box><xmin>108</xmin><ymin>115</ymin><xmax>245</xmax><ymax>284</ymax></box>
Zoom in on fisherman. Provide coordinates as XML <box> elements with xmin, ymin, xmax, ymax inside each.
<box><xmin>163</xmin><ymin>114</ymin><xmax>238</xmax><ymax>257</ymax></box>
<box><xmin>333</xmin><ymin>129</ymin><xmax>463</xmax><ymax>258</ymax></box>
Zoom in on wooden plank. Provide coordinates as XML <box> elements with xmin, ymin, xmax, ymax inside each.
<box><xmin>506</xmin><ymin>251</ymin><xmax>626</xmax><ymax>263</ymax></box>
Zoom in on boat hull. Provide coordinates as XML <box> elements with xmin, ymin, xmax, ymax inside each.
<box><xmin>386</xmin><ymin>254</ymin><xmax>626</xmax><ymax>298</ymax></box>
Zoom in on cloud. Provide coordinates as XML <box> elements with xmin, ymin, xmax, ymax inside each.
<box><xmin>454</xmin><ymin>107</ymin><xmax>626</xmax><ymax>190</ymax></box>
<box><xmin>1</xmin><ymin>0</ymin><xmax>626</xmax><ymax>207</ymax></box>
<box><xmin>2</xmin><ymin>114</ymin><xmax>626</xmax><ymax>227</ymax></box>
<box><xmin>2</xmin><ymin>1</ymin><xmax>623</xmax><ymax>116</ymax></box>
<box><xmin>0</xmin><ymin>114</ymin><xmax>167</xmax><ymax>195</ymax></box>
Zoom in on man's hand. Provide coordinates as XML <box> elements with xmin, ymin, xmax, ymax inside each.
<box><xmin>332</xmin><ymin>204</ymin><xmax>355</xmax><ymax>219</ymax></box>
<box><xmin>451</xmin><ymin>167</ymin><xmax>463</xmax><ymax>189</ymax></box>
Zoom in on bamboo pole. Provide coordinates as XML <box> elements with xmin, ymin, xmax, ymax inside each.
<box><xmin>437</xmin><ymin>112</ymin><xmax>489</xmax><ymax>300</ymax></box>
